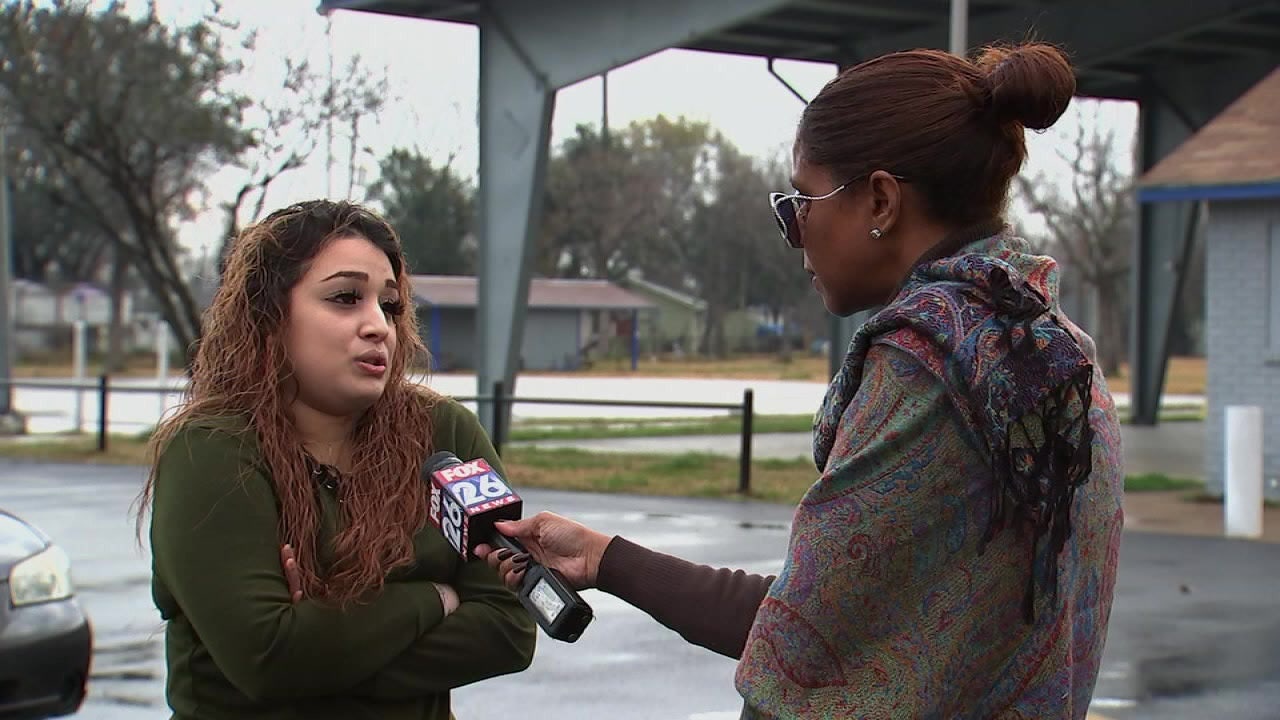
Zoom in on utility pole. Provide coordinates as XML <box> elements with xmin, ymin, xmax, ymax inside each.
<box><xmin>601</xmin><ymin>70</ymin><xmax>609</xmax><ymax>147</ymax></box>
<box><xmin>0</xmin><ymin>122</ymin><xmax>25</xmax><ymax>434</ymax></box>
<box><xmin>949</xmin><ymin>0</ymin><xmax>968</xmax><ymax>56</ymax></box>
<box><xmin>325</xmin><ymin>15</ymin><xmax>335</xmax><ymax>197</ymax></box>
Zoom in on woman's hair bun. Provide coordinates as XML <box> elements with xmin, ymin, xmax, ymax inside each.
<box><xmin>977</xmin><ymin>42</ymin><xmax>1076</xmax><ymax>131</ymax></box>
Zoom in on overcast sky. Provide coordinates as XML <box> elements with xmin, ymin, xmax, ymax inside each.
<box><xmin>107</xmin><ymin>0</ymin><xmax>1137</xmax><ymax>254</ymax></box>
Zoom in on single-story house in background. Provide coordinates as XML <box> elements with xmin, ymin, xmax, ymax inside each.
<box><xmin>619</xmin><ymin>270</ymin><xmax>798</xmax><ymax>356</ymax></box>
<box><xmin>1137</xmin><ymin>65</ymin><xmax>1280</xmax><ymax>500</ymax></box>
<box><xmin>8</xmin><ymin>279</ymin><xmax>138</xmax><ymax>355</ymax></box>
<box><xmin>410</xmin><ymin>275</ymin><xmax>654</xmax><ymax>372</ymax></box>
<box><xmin>618</xmin><ymin>270</ymin><xmax>706</xmax><ymax>356</ymax></box>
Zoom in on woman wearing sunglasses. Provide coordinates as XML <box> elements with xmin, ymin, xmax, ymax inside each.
<box><xmin>479</xmin><ymin>41</ymin><xmax>1123</xmax><ymax>719</ymax></box>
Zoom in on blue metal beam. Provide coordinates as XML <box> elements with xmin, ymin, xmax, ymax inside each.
<box><xmin>472</xmin><ymin>0</ymin><xmax>790</xmax><ymax>434</ymax></box>
<box><xmin>475</xmin><ymin>3</ymin><xmax>553</xmax><ymax>431</ymax></box>
<box><xmin>857</xmin><ymin>0</ymin><xmax>1276</xmax><ymax>65</ymax></box>
<box><xmin>829</xmin><ymin>310</ymin><xmax>872</xmax><ymax>378</ymax></box>
<box><xmin>1140</xmin><ymin>182</ymin><xmax>1280</xmax><ymax>203</ymax></box>
<box><xmin>1129</xmin><ymin>87</ymin><xmax>1200</xmax><ymax>426</ymax></box>
<box><xmin>482</xmin><ymin>0</ymin><xmax>791</xmax><ymax>91</ymax></box>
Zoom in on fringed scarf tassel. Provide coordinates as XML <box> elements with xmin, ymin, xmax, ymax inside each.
<box><xmin>980</xmin><ymin>363</ymin><xmax>1095</xmax><ymax>624</ymax></box>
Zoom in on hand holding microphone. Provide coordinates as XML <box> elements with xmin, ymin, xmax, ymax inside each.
<box><xmin>423</xmin><ymin>452</ymin><xmax>594</xmax><ymax>643</ymax></box>
<box><xmin>474</xmin><ymin>513</ymin><xmax>612</xmax><ymax>593</ymax></box>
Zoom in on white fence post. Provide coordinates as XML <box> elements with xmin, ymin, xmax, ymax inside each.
<box><xmin>1224</xmin><ymin>405</ymin><xmax>1264</xmax><ymax>539</ymax></box>
<box><xmin>72</xmin><ymin>320</ymin><xmax>87</xmax><ymax>434</ymax></box>
<box><xmin>156</xmin><ymin>322</ymin><xmax>170</xmax><ymax>420</ymax></box>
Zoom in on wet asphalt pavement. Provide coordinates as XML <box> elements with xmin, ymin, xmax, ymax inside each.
<box><xmin>1</xmin><ymin>460</ymin><xmax>1276</xmax><ymax>719</ymax></box>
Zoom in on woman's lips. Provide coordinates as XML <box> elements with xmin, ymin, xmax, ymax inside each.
<box><xmin>355</xmin><ymin>360</ymin><xmax>387</xmax><ymax>376</ymax></box>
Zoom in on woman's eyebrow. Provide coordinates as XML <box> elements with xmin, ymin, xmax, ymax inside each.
<box><xmin>320</xmin><ymin>270</ymin><xmax>398</xmax><ymax>289</ymax></box>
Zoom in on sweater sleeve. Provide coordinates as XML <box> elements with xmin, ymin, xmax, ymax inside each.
<box><xmin>149</xmin><ymin>424</ymin><xmax>446</xmax><ymax>703</ymax></box>
<box><xmin>351</xmin><ymin>400</ymin><xmax>537</xmax><ymax>698</ymax></box>
<box><xmin>596</xmin><ymin>536</ymin><xmax>775</xmax><ymax>659</ymax></box>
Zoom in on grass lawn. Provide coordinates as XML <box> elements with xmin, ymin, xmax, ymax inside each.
<box><xmin>0</xmin><ymin>434</ymin><xmax>1210</xmax><ymax>506</ymax></box>
<box><xmin>506</xmin><ymin>405</ymin><xmax>1203</xmax><ymax>443</ymax></box>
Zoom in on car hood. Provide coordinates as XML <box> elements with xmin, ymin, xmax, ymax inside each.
<box><xmin>0</xmin><ymin>511</ymin><xmax>50</xmax><ymax>576</ymax></box>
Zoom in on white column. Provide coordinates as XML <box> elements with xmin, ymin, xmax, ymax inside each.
<box><xmin>156</xmin><ymin>322</ymin><xmax>170</xmax><ymax>421</ymax></box>
<box><xmin>72</xmin><ymin>320</ymin><xmax>87</xmax><ymax>434</ymax></box>
<box><xmin>1224</xmin><ymin>405</ymin><xmax>1264</xmax><ymax>539</ymax></box>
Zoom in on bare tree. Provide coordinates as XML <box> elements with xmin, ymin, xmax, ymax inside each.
<box><xmin>538</xmin><ymin>123</ymin><xmax>667</xmax><ymax>280</ymax></box>
<box><xmin>218</xmin><ymin>53</ymin><xmax>389</xmax><ymax>267</ymax></box>
<box><xmin>0</xmin><ymin>1</ymin><xmax>251</xmax><ymax>358</ymax></box>
<box><xmin>1015</xmin><ymin>120</ymin><xmax>1135</xmax><ymax>374</ymax></box>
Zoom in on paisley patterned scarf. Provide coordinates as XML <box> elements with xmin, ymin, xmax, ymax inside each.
<box><xmin>814</xmin><ymin>222</ymin><xmax>1095</xmax><ymax>621</ymax></box>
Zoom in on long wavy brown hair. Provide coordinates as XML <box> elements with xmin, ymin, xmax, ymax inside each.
<box><xmin>137</xmin><ymin>200</ymin><xmax>435</xmax><ymax>607</ymax></box>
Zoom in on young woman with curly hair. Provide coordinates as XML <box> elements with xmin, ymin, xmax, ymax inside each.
<box><xmin>138</xmin><ymin>200</ymin><xmax>535</xmax><ymax>720</ymax></box>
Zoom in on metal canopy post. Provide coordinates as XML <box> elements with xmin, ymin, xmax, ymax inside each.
<box><xmin>0</xmin><ymin>124</ymin><xmax>19</xmax><ymax>432</ymax></box>
<box><xmin>1130</xmin><ymin>88</ymin><xmax>1198</xmax><ymax>425</ymax></box>
<box><xmin>472</xmin><ymin>0</ymin><xmax>790</xmax><ymax>434</ymax></box>
<box><xmin>475</xmin><ymin>4</ymin><xmax>554</xmax><ymax>433</ymax></box>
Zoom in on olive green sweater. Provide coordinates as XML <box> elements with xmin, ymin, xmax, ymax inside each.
<box><xmin>149</xmin><ymin>397</ymin><xmax>536</xmax><ymax>720</ymax></box>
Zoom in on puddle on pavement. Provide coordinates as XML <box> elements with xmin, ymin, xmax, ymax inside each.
<box><xmin>90</xmin><ymin>637</ymin><xmax>163</xmax><ymax>686</ymax></box>
<box><xmin>1134</xmin><ymin>653</ymin><xmax>1214</xmax><ymax>700</ymax></box>
<box><xmin>94</xmin><ymin>638</ymin><xmax>160</xmax><ymax>665</ymax></box>
<box><xmin>93</xmin><ymin>668</ymin><xmax>158</xmax><ymax>682</ymax></box>
<box><xmin>88</xmin><ymin>637</ymin><xmax>165</xmax><ymax>710</ymax></box>
<box><xmin>76</xmin><ymin>574</ymin><xmax>154</xmax><ymax>593</ymax></box>
<box><xmin>1133</xmin><ymin>621</ymin><xmax>1280</xmax><ymax>702</ymax></box>
<box><xmin>97</xmin><ymin>692</ymin><xmax>158</xmax><ymax>707</ymax></box>
<box><xmin>633</xmin><ymin>512</ymin><xmax>787</xmax><ymax>532</ymax></box>
<box><xmin>631</xmin><ymin>512</ymin><xmax>719</xmax><ymax>528</ymax></box>
<box><xmin>737</xmin><ymin>521</ymin><xmax>788</xmax><ymax>531</ymax></box>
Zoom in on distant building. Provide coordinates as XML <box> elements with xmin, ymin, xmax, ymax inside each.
<box><xmin>617</xmin><ymin>271</ymin><xmax>787</xmax><ymax>356</ymax></box>
<box><xmin>1138</xmin><ymin>66</ymin><xmax>1280</xmax><ymax>499</ymax></box>
<box><xmin>7</xmin><ymin>280</ymin><xmax>135</xmax><ymax>355</ymax></box>
<box><xmin>618</xmin><ymin>270</ymin><xmax>706</xmax><ymax>356</ymax></box>
<box><xmin>411</xmin><ymin>275</ymin><xmax>654</xmax><ymax>371</ymax></box>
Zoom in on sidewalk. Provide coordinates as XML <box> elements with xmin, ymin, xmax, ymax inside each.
<box><xmin>1122</xmin><ymin>490</ymin><xmax>1280</xmax><ymax>542</ymax></box>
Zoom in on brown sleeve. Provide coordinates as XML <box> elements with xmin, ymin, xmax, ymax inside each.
<box><xmin>595</xmin><ymin>536</ymin><xmax>774</xmax><ymax>659</ymax></box>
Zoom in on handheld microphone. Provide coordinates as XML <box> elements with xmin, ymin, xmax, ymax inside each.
<box><xmin>424</xmin><ymin>451</ymin><xmax>594</xmax><ymax>643</ymax></box>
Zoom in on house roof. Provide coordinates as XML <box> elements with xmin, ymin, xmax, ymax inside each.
<box><xmin>410</xmin><ymin>275</ymin><xmax>655</xmax><ymax>310</ymax></box>
<box><xmin>621</xmin><ymin>272</ymin><xmax>707</xmax><ymax>312</ymax></box>
<box><xmin>1138</xmin><ymin>66</ymin><xmax>1280</xmax><ymax>203</ymax></box>
<box><xmin>10</xmin><ymin>279</ymin><xmax>105</xmax><ymax>298</ymax></box>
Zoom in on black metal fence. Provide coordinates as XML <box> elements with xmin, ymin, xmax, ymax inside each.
<box><xmin>2</xmin><ymin>377</ymin><xmax>760</xmax><ymax>493</ymax></box>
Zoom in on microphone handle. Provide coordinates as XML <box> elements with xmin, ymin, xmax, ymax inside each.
<box><xmin>490</xmin><ymin>532</ymin><xmax>528</xmax><ymax>557</ymax></box>
<box><xmin>486</xmin><ymin>531</ymin><xmax>594</xmax><ymax>643</ymax></box>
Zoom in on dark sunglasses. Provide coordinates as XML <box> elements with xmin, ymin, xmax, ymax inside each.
<box><xmin>769</xmin><ymin>173</ymin><xmax>910</xmax><ymax>249</ymax></box>
<box><xmin>769</xmin><ymin>183</ymin><xmax>850</xmax><ymax>249</ymax></box>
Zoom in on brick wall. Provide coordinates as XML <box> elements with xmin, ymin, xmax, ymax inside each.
<box><xmin>1205</xmin><ymin>199</ymin><xmax>1280</xmax><ymax>499</ymax></box>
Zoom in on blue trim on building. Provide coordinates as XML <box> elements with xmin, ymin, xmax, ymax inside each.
<box><xmin>1139</xmin><ymin>181</ymin><xmax>1280</xmax><ymax>203</ymax></box>
<box><xmin>574</xmin><ymin>310</ymin><xmax>582</xmax><ymax>370</ymax></box>
<box><xmin>429</xmin><ymin>304</ymin><xmax>442</xmax><ymax>359</ymax></box>
<box><xmin>630</xmin><ymin>309</ymin><xmax>640</xmax><ymax>371</ymax></box>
